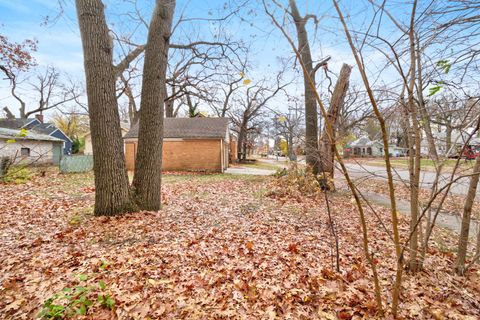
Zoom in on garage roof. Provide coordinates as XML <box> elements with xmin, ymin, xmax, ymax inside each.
<box><xmin>124</xmin><ymin>117</ymin><xmax>229</xmax><ymax>139</ymax></box>
<box><xmin>0</xmin><ymin>127</ymin><xmax>64</xmax><ymax>142</ymax></box>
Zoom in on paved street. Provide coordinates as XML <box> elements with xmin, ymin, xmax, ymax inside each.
<box><xmin>343</xmin><ymin>163</ymin><xmax>479</xmax><ymax>197</ymax></box>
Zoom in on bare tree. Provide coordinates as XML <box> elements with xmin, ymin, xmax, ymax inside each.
<box><xmin>269</xmin><ymin>0</ymin><xmax>330</xmax><ymax>174</ymax></box>
<box><xmin>270</xmin><ymin>97</ymin><xmax>304</xmax><ymax>161</ymax></box>
<box><xmin>230</xmin><ymin>74</ymin><xmax>287</xmax><ymax>160</ymax></box>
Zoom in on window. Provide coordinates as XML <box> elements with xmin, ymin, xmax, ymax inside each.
<box><xmin>21</xmin><ymin>147</ymin><xmax>30</xmax><ymax>157</ymax></box>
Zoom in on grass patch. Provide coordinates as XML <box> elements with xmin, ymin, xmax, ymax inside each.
<box><xmin>68</xmin><ymin>205</ymin><xmax>94</xmax><ymax>226</ymax></box>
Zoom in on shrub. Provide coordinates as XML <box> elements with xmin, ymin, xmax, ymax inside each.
<box><xmin>1</xmin><ymin>166</ymin><xmax>31</xmax><ymax>184</ymax></box>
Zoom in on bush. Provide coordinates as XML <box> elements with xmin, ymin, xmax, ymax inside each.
<box><xmin>1</xmin><ymin>166</ymin><xmax>32</xmax><ymax>184</ymax></box>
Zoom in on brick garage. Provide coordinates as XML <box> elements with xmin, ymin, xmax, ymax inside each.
<box><xmin>124</xmin><ymin>118</ymin><xmax>231</xmax><ymax>172</ymax></box>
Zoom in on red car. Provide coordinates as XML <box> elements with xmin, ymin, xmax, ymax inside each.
<box><xmin>462</xmin><ymin>146</ymin><xmax>479</xmax><ymax>160</ymax></box>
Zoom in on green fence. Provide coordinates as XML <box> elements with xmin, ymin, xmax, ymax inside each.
<box><xmin>60</xmin><ymin>155</ymin><xmax>94</xmax><ymax>173</ymax></box>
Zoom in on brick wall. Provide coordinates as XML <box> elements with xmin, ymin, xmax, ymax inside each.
<box><xmin>125</xmin><ymin>138</ymin><xmax>223</xmax><ymax>172</ymax></box>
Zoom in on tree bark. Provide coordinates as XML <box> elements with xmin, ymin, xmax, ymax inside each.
<box><xmin>287</xmin><ymin>134</ymin><xmax>295</xmax><ymax>161</ymax></box>
<box><xmin>319</xmin><ymin>64</ymin><xmax>351</xmax><ymax>177</ymax></box>
<box><xmin>416</xmin><ymin>45</ymin><xmax>444</xmax><ymax>266</ymax></box>
<box><xmin>455</xmin><ymin>153</ymin><xmax>480</xmax><ymax>275</ymax></box>
<box><xmin>406</xmin><ymin>1</ymin><xmax>421</xmax><ymax>272</ymax></box>
<box><xmin>289</xmin><ymin>0</ymin><xmax>319</xmax><ymax>174</ymax></box>
<box><xmin>76</xmin><ymin>0</ymin><xmax>136</xmax><ymax>216</ymax></box>
<box><xmin>165</xmin><ymin>83</ymin><xmax>175</xmax><ymax>117</ymax></box>
<box><xmin>132</xmin><ymin>0</ymin><xmax>175</xmax><ymax>211</ymax></box>
<box><xmin>446</xmin><ymin>124</ymin><xmax>452</xmax><ymax>152</ymax></box>
<box><xmin>237</xmin><ymin>125</ymin><xmax>246</xmax><ymax>161</ymax></box>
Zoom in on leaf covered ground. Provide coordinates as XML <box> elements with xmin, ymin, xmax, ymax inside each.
<box><xmin>1</xmin><ymin>170</ymin><xmax>479</xmax><ymax>319</ymax></box>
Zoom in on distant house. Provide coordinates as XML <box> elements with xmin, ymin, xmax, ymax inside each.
<box><xmin>388</xmin><ymin>145</ymin><xmax>408</xmax><ymax>157</ymax></box>
<box><xmin>0</xmin><ymin>127</ymin><xmax>64</xmax><ymax>165</ymax></box>
<box><xmin>347</xmin><ymin>136</ymin><xmax>384</xmax><ymax>157</ymax></box>
<box><xmin>124</xmin><ymin>117</ymin><xmax>231</xmax><ymax>172</ymax></box>
<box><xmin>420</xmin><ymin>127</ymin><xmax>480</xmax><ymax>157</ymax></box>
<box><xmin>83</xmin><ymin>121</ymin><xmax>130</xmax><ymax>155</ymax></box>
<box><xmin>0</xmin><ymin>116</ymin><xmax>72</xmax><ymax>154</ymax></box>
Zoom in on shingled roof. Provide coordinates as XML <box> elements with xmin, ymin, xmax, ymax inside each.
<box><xmin>27</xmin><ymin>123</ymin><xmax>58</xmax><ymax>135</ymax></box>
<box><xmin>124</xmin><ymin>117</ymin><xmax>229</xmax><ymax>139</ymax></box>
<box><xmin>0</xmin><ymin>118</ymin><xmax>37</xmax><ymax>129</ymax></box>
<box><xmin>0</xmin><ymin>127</ymin><xmax>64</xmax><ymax>142</ymax></box>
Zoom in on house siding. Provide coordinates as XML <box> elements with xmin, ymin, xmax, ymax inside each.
<box><xmin>0</xmin><ymin>139</ymin><xmax>62</xmax><ymax>164</ymax></box>
<box><xmin>84</xmin><ymin>134</ymin><xmax>93</xmax><ymax>155</ymax></box>
<box><xmin>125</xmin><ymin>138</ymin><xmax>224</xmax><ymax>172</ymax></box>
<box><xmin>50</xmin><ymin>130</ymin><xmax>72</xmax><ymax>154</ymax></box>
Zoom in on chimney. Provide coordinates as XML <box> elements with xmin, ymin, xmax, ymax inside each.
<box><xmin>35</xmin><ymin>114</ymin><xmax>44</xmax><ymax>123</ymax></box>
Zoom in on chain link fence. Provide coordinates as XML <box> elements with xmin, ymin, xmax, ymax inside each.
<box><xmin>60</xmin><ymin>155</ymin><xmax>93</xmax><ymax>173</ymax></box>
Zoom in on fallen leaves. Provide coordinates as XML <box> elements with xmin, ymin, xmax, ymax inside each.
<box><xmin>0</xmin><ymin>170</ymin><xmax>479</xmax><ymax>319</ymax></box>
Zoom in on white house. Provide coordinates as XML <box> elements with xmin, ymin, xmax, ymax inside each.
<box><xmin>420</xmin><ymin>127</ymin><xmax>480</xmax><ymax>156</ymax></box>
<box><xmin>0</xmin><ymin>127</ymin><xmax>64</xmax><ymax>165</ymax></box>
<box><xmin>348</xmin><ymin>136</ymin><xmax>384</xmax><ymax>157</ymax></box>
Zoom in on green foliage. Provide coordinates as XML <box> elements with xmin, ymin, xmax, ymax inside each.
<box><xmin>5</xmin><ymin>128</ymin><xmax>28</xmax><ymax>144</ymax></box>
<box><xmin>99</xmin><ymin>260</ymin><xmax>110</xmax><ymax>271</ymax></box>
<box><xmin>2</xmin><ymin>166</ymin><xmax>31</xmax><ymax>184</ymax></box>
<box><xmin>428</xmin><ymin>84</ymin><xmax>443</xmax><ymax>97</ymax></box>
<box><xmin>38</xmin><ymin>276</ymin><xmax>115</xmax><ymax>319</ymax></box>
<box><xmin>71</xmin><ymin>137</ymin><xmax>84</xmax><ymax>154</ymax></box>
<box><xmin>436</xmin><ymin>59</ymin><xmax>451</xmax><ymax>74</ymax></box>
<box><xmin>428</xmin><ymin>60</ymin><xmax>451</xmax><ymax>97</ymax></box>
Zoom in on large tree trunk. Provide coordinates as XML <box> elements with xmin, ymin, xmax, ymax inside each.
<box><xmin>76</xmin><ymin>0</ymin><xmax>136</xmax><ymax>216</ymax></box>
<box><xmin>289</xmin><ymin>0</ymin><xmax>319</xmax><ymax>174</ymax></box>
<box><xmin>132</xmin><ymin>0</ymin><xmax>175</xmax><ymax>211</ymax></box>
<box><xmin>318</xmin><ymin>64</ymin><xmax>352</xmax><ymax>177</ymax></box>
<box><xmin>455</xmin><ymin>153</ymin><xmax>480</xmax><ymax>275</ymax></box>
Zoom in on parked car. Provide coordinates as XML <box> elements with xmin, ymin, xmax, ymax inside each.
<box><xmin>449</xmin><ymin>145</ymin><xmax>480</xmax><ymax>160</ymax></box>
